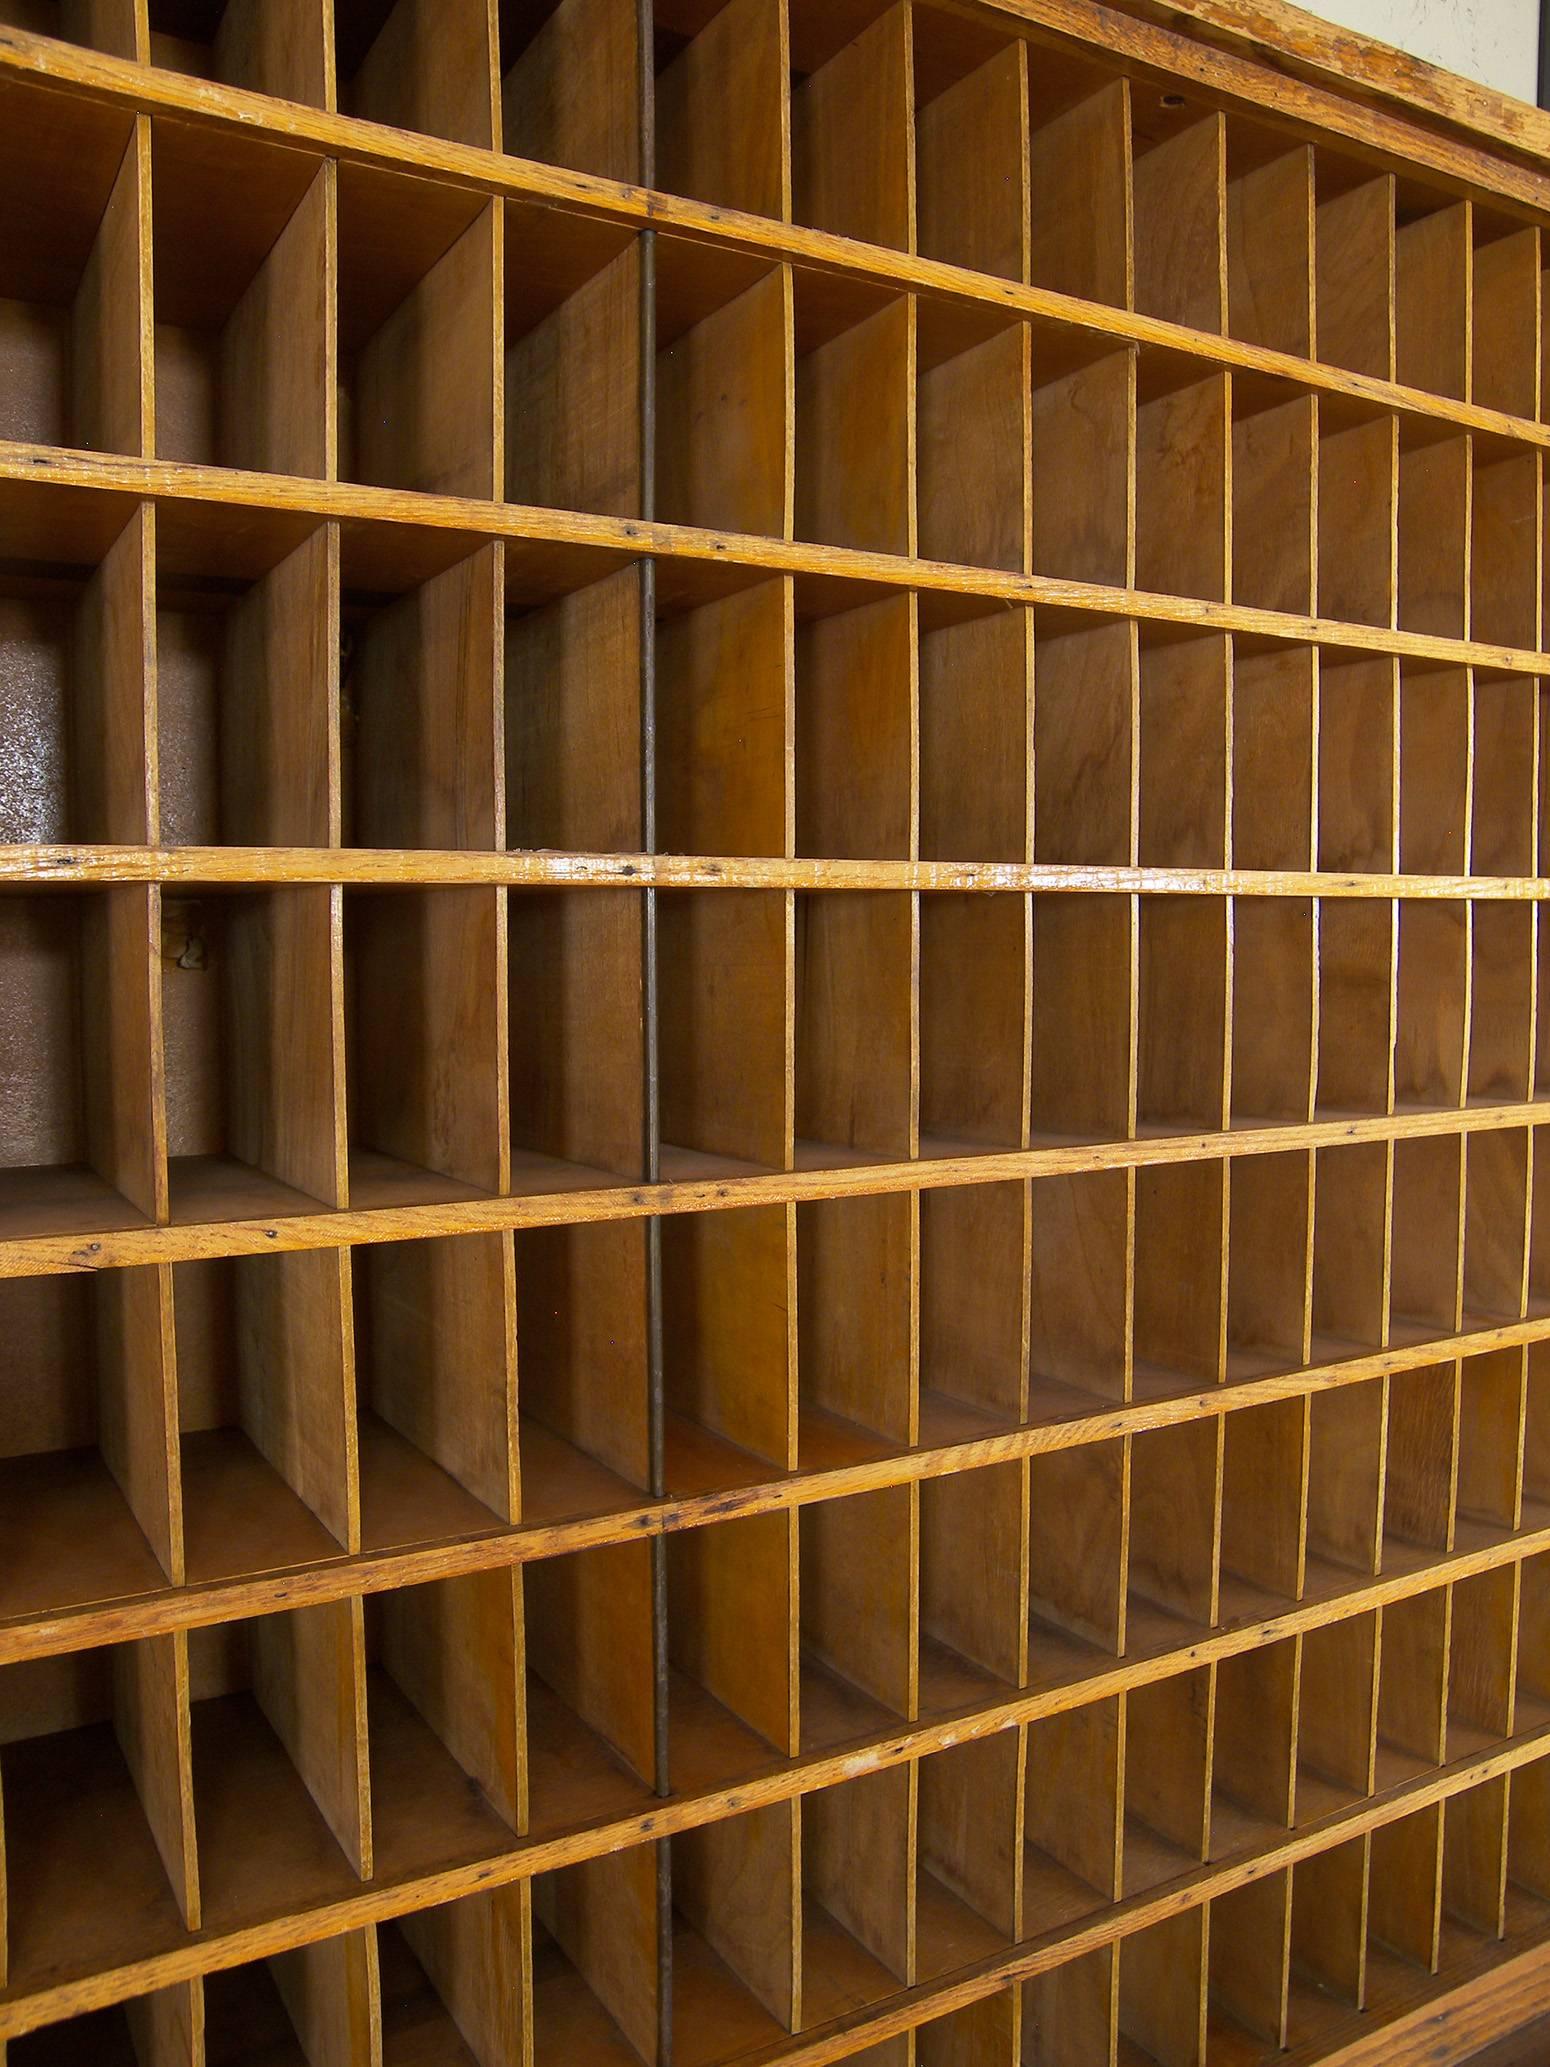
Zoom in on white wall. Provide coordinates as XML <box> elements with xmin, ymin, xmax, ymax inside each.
<box><xmin>1301</xmin><ymin>0</ymin><xmax>1538</xmax><ymax>101</ymax></box>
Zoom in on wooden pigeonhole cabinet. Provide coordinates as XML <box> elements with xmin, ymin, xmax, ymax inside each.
<box><xmin>0</xmin><ymin>0</ymin><xmax>1549</xmax><ymax>2061</ymax></box>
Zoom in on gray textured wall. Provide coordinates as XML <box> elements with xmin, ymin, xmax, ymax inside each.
<box><xmin>1304</xmin><ymin>0</ymin><xmax>1537</xmax><ymax>100</ymax></box>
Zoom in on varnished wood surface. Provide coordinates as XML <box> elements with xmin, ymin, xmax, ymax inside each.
<box><xmin>1</xmin><ymin>0</ymin><xmax>1549</xmax><ymax>2061</ymax></box>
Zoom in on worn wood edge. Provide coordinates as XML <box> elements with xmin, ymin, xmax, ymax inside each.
<box><xmin>2</xmin><ymin>446</ymin><xmax>1544</xmax><ymax>681</ymax></box>
<box><xmin>3</xmin><ymin>845</ymin><xmax>1550</xmax><ymax>901</ymax></box>
<box><xmin>1</xmin><ymin>1691</ymin><xmax>1545</xmax><ymax>2044</ymax></box>
<box><xmin>5</xmin><ymin>1098</ymin><xmax>1546</xmax><ymax>1281</ymax></box>
<box><xmin>1014</xmin><ymin>0</ymin><xmax>1550</xmax><ymax>181</ymax></box>
<box><xmin>0</xmin><ymin>26</ymin><xmax>1549</xmax><ymax>456</ymax></box>
<box><xmin>2</xmin><ymin>1303</ymin><xmax>1548</xmax><ymax>1669</ymax></box>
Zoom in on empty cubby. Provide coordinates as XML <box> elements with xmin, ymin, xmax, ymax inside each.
<box><xmin>1131</xmin><ymin>102</ymin><xmax>1225</xmax><ymax>333</ymax></box>
<box><xmin>657</xmin><ymin>573</ymin><xmax>791</xmax><ymax>859</ymax></box>
<box><xmin>1135</xmin><ymin>359</ymin><xmax>1229</xmax><ymax>605</ymax></box>
<box><xmin>661</xmin><ymin>1203</ymin><xmax>795</xmax><ymax>1490</ymax></box>
<box><xmin>0</xmin><ymin>81</ymin><xmax>144</xmax><ymax>454</ymax></box>
<box><xmin>505</xmin><ymin>558</ymin><xmax>645</xmax><ymax>853</ymax></box>
<box><xmin>919</xmin><ymin>892</ymin><xmax>1028</xmax><ymax>1151</ymax></box>
<box><xmin>1127</xmin><ymin>1418</ymin><xmax>1223</xmax><ymax>1650</ymax></box>
<box><xmin>0</xmin><ymin>1641</ymin><xmax>198</xmax><ymax>1992</ymax></box>
<box><xmin>662</xmin><ymin>887</ymin><xmax>790</xmax><ymax>1174</ymax></box>
<box><xmin>0</xmin><ymin>504</ymin><xmax>154</xmax><ymax>845</ymax></box>
<box><xmin>655</xmin><ymin>0</ymin><xmax>788</xmax><ymax>221</ymax></box>
<box><xmin>1031</xmin><ymin>337</ymin><xmax>1133</xmax><ymax>587</ymax></box>
<box><xmin>1315</xmin><ymin>158</ymin><xmax>1394</xmax><ymax>382</ymax></box>
<box><xmin>1397</xmin><ymin>424</ymin><xmax>1469</xmax><ymax>639</ymax></box>
<box><xmin>1311</xmin><ymin>1143</ymin><xmax>1392</xmax><ymax>1350</ymax></box>
<box><xmin>1393</xmin><ymin>900</ymin><xmax>1467</xmax><ymax>1110</ymax></box>
<box><xmin>337</xmin><ymin>162</ymin><xmax>500</xmax><ymax>497</ymax></box>
<box><xmin>1374</xmin><ymin>1620</ymin><xmax>1445</xmax><ymax>1820</ymax></box>
<box><xmin>794</xmin><ymin>275</ymin><xmax>913</xmax><ymax>554</ymax></box>
<box><xmin>1133</xmin><ymin>1158</ymin><xmax>1227</xmax><ymax>1393</ymax></box>
<box><xmin>1024</xmin><ymin>1700</ymin><xmax>1121</xmax><ymax>1946</ymax></box>
<box><xmin>497</xmin><ymin>0</ymin><xmax>645</xmax><ymax>181</ymax></box>
<box><xmin>334</xmin><ymin>0</ymin><xmax>500</xmax><ymax>146</ymax></box>
<box><xmin>1123</xmin><ymin>1667</ymin><xmax>1212</xmax><ymax>1893</ymax></box>
<box><xmin>0</xmin><ymin>1267</ymin><xmax>178</xmax><ymax>1619</ymax></box>
<box><xmin>1383</xmin><ymin>1366</ymin><xmax>1459</xmax><ymax>1559</ymax></box>
<box><xmin>1132</xmin><ymin>359</ymin><xmax>1231</xmax><ymax>603</ymax></box>
<box><xmin>1138</xmin><ymin>630</ymin><xmax>1229</xmax><ymax>866</ymax></box>
<box><xmin>790</xmin><ymin>0</ymin><xmax>912</xmax><ymax>250</ymax></box>
<box><xmin>531</xmin><ymin>1847</ymin><xmax>661</xmax><ymax>2062</ymax></box>
<box><xmin>1118</xmin><ymin>1909</ymin><xmax>1208</xmax><ymax>2065</ymax></box>
<box><xmin>170</xmin><ymin>1248</ymin><xmax>356</xmax><ymax>1581</ymax></box>
<box><xmin>1471</xmin><ymin>674</ymin><xmax>1537</xmax><ymax>876</ymax></box>
<box><xmin>1316</xmin><ymin>900</ymin><xmax>1395</xmax><ymax>1115</ymax></box>
<box><xmin>515</xmin><ymin>1218</ymin><xmax>652</xmax><ymax>1521</ymax></box>
<box><xmin>915</xmin><ymin>1731</ymin><xmax>1020</xmax><ymax>1977</ymax></box>
<box><xmin>1214</xmin><ymin>1639</ymin><xmax>1298</xmax><ymax>1847</ymax></box>
<box><xmin>343</xmin><ymin>886</ymin><xmax>506</xmax><ymax>1206</ymax></box>
<box><xmin>1227</xmin><ymin>1151</ymin><xmax>1314</xmax><ymax>1377</ymax></box>
<box><xmin>1296</xmin><ymin>1614</ymin><xmax>1378</xmax><ymax>1818</ymax></box>
<box><xmin>912</xmin><ymin>13</ymin><xmax>1027</xmax><ymax>281</ymax></box>
<box><xmin>0</xmin><ymin>887</ymin><xmax>161</xmax><ymax>1235</ymax></box>
<box><xmin>1030</xmin><ymin>894</ymin><xmax>1136</xmax><ymax>1142</ymax></box>
<box><xmin>918</xmin><ymin>602</ymin><xmax>1032</xmax><ymax>863</ymax></box>
<box><xmin>795</xmin><ymin>589</ymin><xmax>914</xmax><ymax>860</ymax></box>
<box><xmin>800</xmin><ymin>1486</ymin><xmax>915</xmax><ymax>1746</ymax></box>
<box><xmin>524</xmin><ymin>1538</ymin><xmax>658</xmax><ymax>1836</ymax></box>
<box><xmin>1395</xmin><ymin>187</ymin><xmax>1469</xmax><ymax>401</ymax></box>
<box><xmin>363</xmin><ymin>1570</ymin><xmax>524</xmax><ymax>1880</ymax></box>
<box><xmin>155</xmin><ymin>520</ymin><xmax>337</xmax><ymax>848</ymax></box>
<box><xmin>1399</xmin><ymin>665</ymin><xmax>1470</xmax><ymax>874</ymax></box>
<box><xmin>1136</xmin><ymin>896</ymin><xmax>1229</xmax><ymax>1133</ymax></box>
<box><xmin>918</xmin><ymin>1461</ymin><xmax>1026</xmax><ymax>1708</ymax></box>
<box><xmin>508</xmin><ymin>886</ymin><xmax>646</xmax><ymax>1184</ymax></box>
<box><xmin>1028</xmin><ymin>64</ymin><xmax>1131</xmax><ymax>309</ymax></box>
<box><xmin>1233</xmin><ymin>386</ymin><xmax>1317</xmax><ymax>616</ymax></box>
<box><xmin>159</xmin><ymin>886</ymin><xmax>345</xmax><ymax>1220</ymax></box>
<box><xmin>203</xmin><ymin>1932</ymin><xmax>379</xmax><ymax>2067</ymax></box>
<box><xmin>0</xmin><ymin>0</ymin><xmax>137</xmax><ymax>52</ymax></box>
<box><xmin>1232</xmin><ymin>897</ymin><xmax>1316</xmax><ymax>1123</ymax></box>
<box><xmin>1304</xmin><ymin>1385</ymin><xmax>1385</xmax><ymax>1584</ymax></box>
<box><xmin>1034</xmin><ymin>618</ymin><xmax>1135</xmax><ymax>864</ymax></box>
<box><xmin>1028</xmin><ymin>1168</ymin><xmax>1130</xmax><ymax>1414</ymax></box>
<box><xmin>798</xmin><ymin>1192</ymin><xmax>912</xmax><ymax>1452</ymax></box>
<box><xmin>796</xmin><ymin>891</ymin><xmax>912</xmax><ymax>1164</ymax></box>
<box><xmin>1388</xmin><ymin>1132</ymin><xmax>1463</xmax><ymax>1340</ymax></box>
<box><xmin>151</xmin><ymin>124</ymin><xmax>332</xmax><ymax>476</ymax></box>
<box><xmin>339</xmin><ymin>537</ymin><xmax>502</xmax><ymax>850</ymax></box>
<box><xmin>916</xmin><ymin>302</ymin><xmax>1029</xmax><ymax>572</ymax></box>
<box><xmin>1473</xmin><ymin>215</ymin><xmax>1540</xmax><ymax>419</ymax></box>
<box><xmin>667</xmin><ymin>1510</ymin><xmax>796</xmax><ymax>1794</ymax></box>
<box><xmin>656</xmin><ymin>237</ymin><xmax>789</xmax><ymax>540</ymax></box>
<box><xmin>506</xmin><ymin>201</ymin><xmax>646</xmax><ymax>518</ymax></box>
<box><xmin>919</xmin><ymin>1180</ymin><xmax>1028</xmax><ymax>1436</ymax></box>
<box><xmin>1232</xmin><ymin>640</ymin><xmax>1317</xmax><ymax>870</ymax></box>
<box><xmin>187</xmin><ymin>1601</ymin><xmax>369</xmax><ymax>1929</ymax></box>
<box><xmin>670</xmin><ymin>1804</ymin><xmax>800</xmax><ymax>2059</ymax></box>
<box><xmin>1028</xmin><ymin>1440</ymin><xmax>1127</xmax><ymax>1673</ymax></box>
<box><xmin>380</xmin><ymin>1886</ymin><xmax>530</xmax><ymax>2067</ymax></box>
<box><xmin>1473</xmin><ymin>441</ymin><xmax>1542</xmax><ymax>652</ymax></box>
<box><xmin>1317</xmin><ymin>406</ymin><xmax>1397</xmax><ymax>630</ymax></box>
<box><xmin>801</xmin><ymin>1762</ymin><xmax>915</xmax><ymax>2025</ymax></box>
<box><xmin>1226</xmin><ymin>129</ymin><xmax>1314</xmax><ymax>356</ymax></box>
<box><xmin>146</xmin><ymin>0</ymin><xmax>331</xmax><ymax>101</ymax></box>
<box><xmin>351</xmin><ymin>1232</ymin><xmax>518</xmax><ymax>1547</ymax></box>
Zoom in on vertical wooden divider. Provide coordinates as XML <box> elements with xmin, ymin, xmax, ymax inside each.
<box><xmin>791</xmin><ymin>0</ymin><xmax>913</xmax><ymax>251</ymax></box>
<box><xmin>254</xmin><ymin>1596</ymin><xmax>373</xmax><ymax>1881</ymax></box>
<box><xmin>270</xmin><ymin>1926</ymin><xmax>382</xmax><ymax>2067</ymax></box>
<box><xmin>124</xmin><ymin>1981</ymin><xmax>203</xmax><ymax>2067</ymax></box>
<box><xmin>114</xmin><ymin>1630</ymin><xmax>202</xmax><ymax>1931</ymax></box>
<box><xmin>76</xmin><ymin>111</ymin><xmax>153</xmax><ymax>459</ymax></box>
<box><xmin>101</xmin><ymin>1259</ymin><xmax>185</xmax><ymax>1586</ymax></box>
